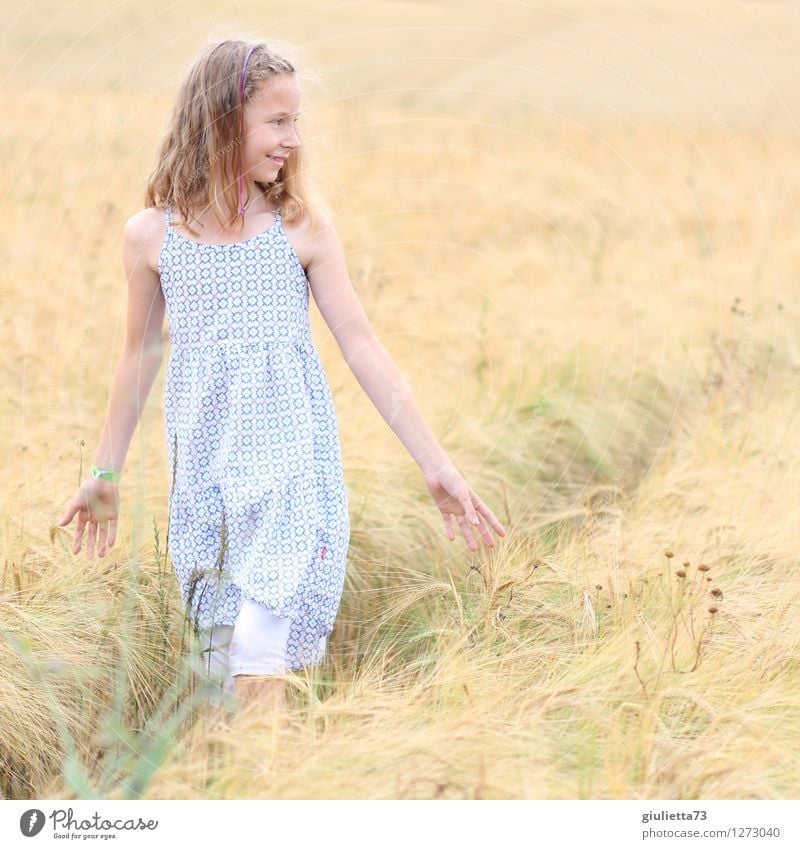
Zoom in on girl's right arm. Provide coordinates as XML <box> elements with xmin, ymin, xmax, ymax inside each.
<box><xmin>58</xmin><ymin>210</ymin><xmax>167</xmax><ymax>559</ymax></box>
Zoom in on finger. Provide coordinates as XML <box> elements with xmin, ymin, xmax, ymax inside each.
<box><xmin>107</xmin><ymin>518</ymin><xmax>117</xmax><ymax>550</ymax></box>
<box><xmin>472</xmin><ymin>512</ymin><xmax>496</xmax><ymax>548</ymax></box>
<box><xmin>473</xmin><ymin>496</ymin><xmax>506</xmax><ymax>540</ymax></box>
<box><xmin>456</xmin><ymin>514</ymin><xmax>478</xmax><ymax>552</ymax></box>
<box><xmin>97</xmin><ymin>523</ymin><xmax>108</xmax><ymax>557</ymax></box>
<box><xmin>442</xmin><ymin>513</ymin><xmax>455</xmax><ymax>542</ymax></box>
<box><xmin>58</xmin><ymin>502</ymin><xmax>76</xmax><ymax>527</ymax></box>
<box><xmin>458</xmin><ymin>492</ymin><xmax>480</xmax><ymax>527</ymax></box>
<box><xmin>72</xmin><ymin>513</ymin><xmax>87</xmax><ymax>555</ymax></box>
<box><xmin>86</xmin><ymin>520</ymin><xmax>98</xmax><ymax>560</ymax></box>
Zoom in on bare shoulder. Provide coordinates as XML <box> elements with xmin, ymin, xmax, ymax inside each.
<box><xmin>123</xmin><ymin>206</ymin><xmax>167</xmax><ymax>275</ymax></box>
<box><xmin>282</xmin><ymin>205</ymin><xmax>343</xmax><ymax>273</ymax></box>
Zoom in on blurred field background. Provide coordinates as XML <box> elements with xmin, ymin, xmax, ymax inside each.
<box><xmin>2</xmin><ymin>0</ymin><xmax>800</xmax><ymax>800</ymax></box>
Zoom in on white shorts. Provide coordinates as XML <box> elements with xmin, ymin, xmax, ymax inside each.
<box><xmin>197</xmin><ymin>596</ymin><xmax>327</xmax><ymax>707</ymax></box>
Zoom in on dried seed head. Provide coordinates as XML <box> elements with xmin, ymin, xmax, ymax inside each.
<box><xmin>665</xmin><ymin>550</ymin><xmax>674</xmax><ymax>559</ymax></box>
<box><xmin>676</xmin><ymin>570</ymin><xmax>687</xmax><ymax>578</ymax></box>
<box><xmin>683</xmin><ymin>561</ymin><xmax>690</xmax><ymax>567</ymax></box>
<box><xmin>698</xmin><ymin>564</ymin><xmax>710</xmax><ymax>572</ymax></box>
<box><xmin>708</xmin><ymin>606</ymin><xmax>718</xmax><ymax>614</ymax></box>
<box><xmin>595</xmin><ymin>583</ymin><xmax>602</xmax><ymax>590</ymax></box>
<box><xmin>706</xmin><ymin>576</ymin><xmax>712</xmax><ymax>582</ymax></box>
<box><xmin>710</xmin><ymin>588</ymin><xmax>723</xmax><ymax>598</ymax></box>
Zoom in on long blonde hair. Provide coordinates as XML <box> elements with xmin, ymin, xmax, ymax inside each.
<box><xmin>145</xmin><ymin>36</ymin><xmax>326</xmax><ymax>237</ymax></box>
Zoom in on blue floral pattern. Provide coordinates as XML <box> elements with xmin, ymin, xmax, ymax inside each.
<box><xmin>157</xmin><ymin>204</ymin><xmax>350</xmax><ymax>670</ymax></box>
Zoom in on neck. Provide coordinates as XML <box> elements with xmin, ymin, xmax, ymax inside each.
<box><xmin>237</xmin><ymin>179</ymin><xmax>259</xmax><ymax>217</ymax></box>
<box><xmin>198</xmin><ymin>182</ymin><xmax>266</xmax><ymax>219</ymax></box>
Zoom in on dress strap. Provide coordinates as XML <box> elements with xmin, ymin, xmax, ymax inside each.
<box><xmin>164</xmin><ymin>204</ymin><xmax>173</xmax><ymax>229</ymax></box>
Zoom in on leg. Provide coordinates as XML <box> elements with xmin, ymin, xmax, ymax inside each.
<box><xmin>229</xmin><ymin>596</ymin><xmax>292</xmax><ymax>716</ymax></box>
<box><xmin>196</xmin><ymin>623</ymin><xmax>236</xmax><ymax>725</ymax></box>
<box><xmin>234</xmin><ymin>674</ymin><xmax>288</xmax><ymax>711</ymax></box>
<box><xmin>234</xmin><ymin>632</ymin><xmax>329</xmax><ymax>713</ymax></box>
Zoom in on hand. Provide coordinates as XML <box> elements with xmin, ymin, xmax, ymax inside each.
<box><xmin>423</xmin><ymin>463</ymin><xmax>507</xmax><ymax>551</ymax></box>
<box><xmin>57</xmin><ymin>478</ymin><xmax>120</xmax><ymax>559</ymax></box>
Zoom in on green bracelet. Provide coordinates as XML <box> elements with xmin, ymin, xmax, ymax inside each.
<box><xmin>91</xmin><ymin>465</ymin><xmax>122</xmax><ymax>482</ymax></box>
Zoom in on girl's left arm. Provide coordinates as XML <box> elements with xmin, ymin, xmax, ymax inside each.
<box><xmin>304</xmin><ymin>212</ymin><xmax>507</xmax><ymax>551</ymax></box>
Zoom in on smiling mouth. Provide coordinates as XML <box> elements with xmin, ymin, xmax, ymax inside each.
<box><xmin>269</xmin><ymin>156</ymin><xmax>286</xmax><ymax>166</ymax></box>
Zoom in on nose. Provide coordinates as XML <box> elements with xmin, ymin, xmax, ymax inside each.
<box><xmin>283</xmin><ymin>124</ymin><xmax>300</xmax><ymax>150</ymax></box>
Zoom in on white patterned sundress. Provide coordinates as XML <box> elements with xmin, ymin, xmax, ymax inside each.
<box><xmin>157</xmin><ymin>204</ymin><xmax>350</xmax><ymax>671</ymax></box>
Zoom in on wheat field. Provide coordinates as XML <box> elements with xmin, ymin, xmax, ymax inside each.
<box><xmin>1</xmin><ymin>0</ymin><xmax>799</xmax><ymax>801</ymax></box>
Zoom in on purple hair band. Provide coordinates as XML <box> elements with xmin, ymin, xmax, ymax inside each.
<box><xmin>238</xmin><ymin>45</ymin><xmax>257</xmax><ymax>217</ymax></box>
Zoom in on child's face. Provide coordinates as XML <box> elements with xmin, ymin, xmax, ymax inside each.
<box><xmin>242</xmin><ymin>73</ymin><xmax>302</xmax><ymax>183</ymax></box>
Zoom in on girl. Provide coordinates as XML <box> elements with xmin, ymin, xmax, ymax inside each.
<box><xmin>57</xmin><ymin>37</ymin><xmax>506</xmax><ymax>717</ymax></box>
